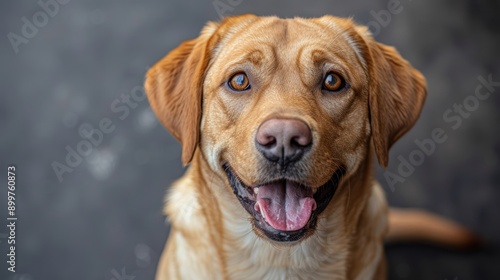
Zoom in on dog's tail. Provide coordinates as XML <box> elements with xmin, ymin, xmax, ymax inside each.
<box><xmin>386</xmin><ymin>208</ymin><xmax>483</xmax><ymax>249</ymax></box>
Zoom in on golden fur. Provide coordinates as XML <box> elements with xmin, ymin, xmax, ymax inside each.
<box><xmin>144</xmin><ymin>15</ymin><xmax>472</xmax><ymax>280</ymax></box>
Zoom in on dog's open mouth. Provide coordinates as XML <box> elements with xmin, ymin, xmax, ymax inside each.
<box><xmin>223</xmin><ymin>164</ymin><xmax>345</xmax><ymax>242</ymax></box>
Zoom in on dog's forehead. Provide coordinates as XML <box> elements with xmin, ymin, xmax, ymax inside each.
<box><xmin>221</xmin><ymin>16</ymin><xmax>349</xmax><ymax>43</ymax></box>
<box><xmin>211</xmin><ymin>16</ymin><xmax>365</xmax><ymax>70</ymax></box>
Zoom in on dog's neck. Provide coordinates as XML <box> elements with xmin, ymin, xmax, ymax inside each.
<box><xmin>168</xmin><ymin>151</ymin><xmax>386</xmax><ymax>279</ymax></box>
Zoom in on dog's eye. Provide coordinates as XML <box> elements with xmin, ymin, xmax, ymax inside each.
<box><xmin>228</xmin><ymin>73</ymin><xmax>251</xmax><ymax>91</ymax></box>
<box><xmin>322</xmin><ymin>72</ymin><xmax>345</xmax><ymax>92</ymax></box>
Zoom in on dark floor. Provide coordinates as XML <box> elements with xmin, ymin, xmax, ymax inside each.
<box><xmin>1</xmin><ymin>0</ymin><xmax>499</xmax><ymax>279</ymax></box>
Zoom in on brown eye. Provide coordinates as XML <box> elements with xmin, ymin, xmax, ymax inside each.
<box><xmin>322</xmin><ymin>72</ymin><xmax>345</xmax><ymax>92</ymax></box>
<box><xmin>228</xmin><ymin>73</ymin><xmax>251</xmax><ymax>91</ymax></box>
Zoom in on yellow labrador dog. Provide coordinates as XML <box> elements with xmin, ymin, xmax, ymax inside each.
<box><xmin>146</xmin><ymin>14</ymin><xmax>476</xmax><ymax>280</ymax></box>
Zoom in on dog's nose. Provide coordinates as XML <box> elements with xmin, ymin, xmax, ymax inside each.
<box><xmin>255</xmin><ymin>118</ymin><xmax>312</xmax><ymax>166</ymax></box>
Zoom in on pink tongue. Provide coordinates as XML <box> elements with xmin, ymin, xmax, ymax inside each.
<box><xmin>254</xmin><ymin>181</ymin><xmax>316</xmax><ymax>231</ymax></box>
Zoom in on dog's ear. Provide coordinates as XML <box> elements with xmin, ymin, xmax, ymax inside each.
<box><xmin>361</xmin><ymin>30</ymin><xmax>427</xmax><ymax>167</ymax></box>
<box><xmin>145</xmin><ymin>22</ymin><xmax>219</xmax><ymax>165</ymax></box>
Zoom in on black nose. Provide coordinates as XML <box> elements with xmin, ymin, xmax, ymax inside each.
<box><xmin>255</xmin><ymin>118</ymin><xmax>312</xmax><ymax>167</ymax></box>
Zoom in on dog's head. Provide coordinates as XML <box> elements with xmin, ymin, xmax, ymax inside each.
<box><xmin>145</xmin><ymin>15</ymin><xmax>426</xmax><ymax>243</ymax></box>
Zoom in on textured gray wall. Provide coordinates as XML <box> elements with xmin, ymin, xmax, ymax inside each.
<box><xmin>1</xmin><ymin>0</ymin><xmax>499</xmax><ymax>279</ymax></box>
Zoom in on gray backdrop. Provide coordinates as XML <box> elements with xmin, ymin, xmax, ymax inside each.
<box><xmin>1</xmin><ymin>0</ymin><xmax>499</xmax><ymax>279</ymax></box>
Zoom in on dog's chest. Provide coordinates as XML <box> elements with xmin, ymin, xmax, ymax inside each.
<box><xmin>219</xmin><ymin>183</ymin><xmax>387</xmax><ymax>280</ymax></box>
<box><xmin>221</xmin><ymin>209</ymin><xmax>350</xmax><ymax>279</ymax></box>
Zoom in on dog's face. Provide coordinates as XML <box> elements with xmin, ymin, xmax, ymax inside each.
<box><xmin>146</xmin><ymin>15</ymin><xmax>426</xmax><ymax>243</ymax></box>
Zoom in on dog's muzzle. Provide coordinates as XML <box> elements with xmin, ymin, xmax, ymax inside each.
<box><xmin>223</xmin><ymin>164</ymin><xmax>345</xmax><ymax>242</ymax></box>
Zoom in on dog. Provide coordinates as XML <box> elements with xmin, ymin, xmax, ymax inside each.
<box><xmin>145</xmin><ymin>14</ymin><xmax>477</xmax><ymax>280</ymax></box>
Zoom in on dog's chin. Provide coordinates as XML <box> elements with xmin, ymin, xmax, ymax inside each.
<box><xmin>223</xmin><ymin>164</ymin><xmax>345</xmax><ymax>243</ymax></box>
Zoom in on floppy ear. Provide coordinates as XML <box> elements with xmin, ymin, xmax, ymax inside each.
<box><xmin>145</xmin><ymin>23</ymin><xmax>219</xmax><ymax>165</ymax></box>
<box><xmin>364</xmin><ymin>36</ymin><xmax>427</xmax><ymax>167</ymax></box>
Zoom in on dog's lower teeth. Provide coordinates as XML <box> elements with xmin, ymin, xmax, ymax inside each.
<box><xmin>254</xmin><ymin>187</ymin><xmax>259</xmax><ymax>194</ymax></box>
